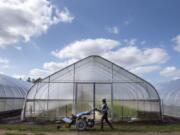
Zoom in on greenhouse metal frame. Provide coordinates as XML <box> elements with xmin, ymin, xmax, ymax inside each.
<box><xmin>22</xmin><ymin>55</ymin><xmax>162</xmax><ymax>121</ymax></box>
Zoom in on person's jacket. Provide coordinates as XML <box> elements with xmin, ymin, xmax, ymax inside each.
<box><xmin>101</xmin><ymin>103</ymin><xmax>109</xmax><ymax>114</ymax></box>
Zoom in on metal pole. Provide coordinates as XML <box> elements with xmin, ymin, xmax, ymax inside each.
<box><xmin>159</xmin><ymin>99</ymin><xmax>163</xmax><ymax>121</ymax></box>
<box><xmin>75</xmin><ymin>83</ymin><xmax>77</xmax><ymax>114</ymax></box>
<box><xmin>33</xmin><ymin>83</ymin><xmax>39</xmax><ymax>117</ymax></box>
<box><xmin>111</xmin><ymin>83</ymin><xmax>114</xmax><ymax>121</ymax></box>
<box><xmin>93</xmin><ymin>82</ymin><xmax>95</xmax><ymax>120</ymax></box>
<box><xmin>161</xmin><ymin>99</ymin><xmax>164</xmax><ymax>121</ymax></box>
<box><xmin>47</xmin><ymin>77</ymin><xmax>50</xmax><ymax>117</ymax></box>
<box><xmin>122</xmin><ymin>106</ymin><xmax>124</xmax><ymax>121</ymax></box>
<box><xmin>66</xmin><ymin>104</ymin><xmax>67</xmax><ymax>117</ymax></box>
<box><xmin>111</xmin><ymin>63</ymin><xmax>114</xmax><ymax>121</ymax></box>
<box><xmin>73</xmin><ymin>64</ymin><xmax>76</xmax><ymax>114</ymax></box>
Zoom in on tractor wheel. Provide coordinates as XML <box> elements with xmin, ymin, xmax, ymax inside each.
<box><xmin>76</xmin><ymin>119</ymin><xmax>87</xmax><ymax>131</ymax></box>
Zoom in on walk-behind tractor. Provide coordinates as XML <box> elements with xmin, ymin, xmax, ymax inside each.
<box><xmin>59</xmin><ymin>109</ymin><xmax>96</xmax><ymax>131</ymax></box>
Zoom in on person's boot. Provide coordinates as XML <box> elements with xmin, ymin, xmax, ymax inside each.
<box><xmin>108</xmin><ymin>123</ymin><xmax>114</xmax><ymax>130</ymax></box>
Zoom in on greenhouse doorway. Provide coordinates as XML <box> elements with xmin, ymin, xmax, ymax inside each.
<box><xmin>76</xmin><ymin>83</ymin><xmax>112</xmax><ymax>120</ymax></box>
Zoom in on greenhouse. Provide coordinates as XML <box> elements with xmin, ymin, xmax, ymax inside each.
<box><xmin>156</xmin><ymin>80</ymin><xmax>180</xmax><ymax>118</ymax></box>
<box><xmin>0</xmin><ymin>74</ymin><xmax>31</xmax><ymax>118</ymax></box>
<box><xmin>22</xmin><ymin>55</ymin><xmax>162</xmax><ymax>121</ymax></box>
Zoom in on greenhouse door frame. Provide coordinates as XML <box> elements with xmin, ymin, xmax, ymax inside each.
<box><xmin>75</xmin><ymin>82</ymin><xmax>113</xmax><ymax>120</ymax></box>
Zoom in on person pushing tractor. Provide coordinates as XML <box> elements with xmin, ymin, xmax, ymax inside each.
<box><xmin>95</xmin><ymin>98</ymin><xmax>114</xmax><ymax>130</ymax></box>
<box><xmin>60</xmin><ymin>98</ymin><xmax>113</xmax><ymax>131</ymax></box>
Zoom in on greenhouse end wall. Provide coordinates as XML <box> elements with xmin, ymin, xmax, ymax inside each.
<box><xmin>22</xmin><ymin>56</ymin><xmax>162</xmax><ymax>121</ymax></box>
<box><xmin>0</xmin><ymin>74</ymin><xmax>31</xmax><ymax>118</ymax></box>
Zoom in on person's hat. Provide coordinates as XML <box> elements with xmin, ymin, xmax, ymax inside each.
<box><xmin>102</xmin><ymin>98</ymin><xmax>106</xmax><ymax>103</ymax></box>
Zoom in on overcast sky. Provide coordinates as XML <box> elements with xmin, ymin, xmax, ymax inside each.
<box><xmin>0</xmin><ymin>0</ymin><xmax>180</xmax><ymax>84</ymax></box>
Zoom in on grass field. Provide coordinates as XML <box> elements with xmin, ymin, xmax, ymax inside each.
<box><xmin>1</xmin><ymin>123</ymin><xmax>180</xmax><ymax>135</ymax></box>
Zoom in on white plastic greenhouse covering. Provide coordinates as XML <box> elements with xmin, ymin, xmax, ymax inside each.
<box><xmin>22</xmin><ymin>56</ymin><xmax>162</xmax><ymax>121</ymax></box>
<box><xmin>0</xmin><ymin>74</ymin><xmax>31</xmax><ymax>117</ymax></box>
<box><xmin>156</xmin><ymin>79</ymin><xmax>180</xmax><ymax>118</ymax></box>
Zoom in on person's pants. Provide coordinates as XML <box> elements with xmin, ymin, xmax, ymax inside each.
<box><xmin>101</xmin><ymin>113</ymin><xmax>113</xmax><ymax>129</ymax></box>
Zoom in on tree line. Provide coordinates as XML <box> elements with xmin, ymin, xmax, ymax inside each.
<box><xmin>19</xmin><ymin>77</ymin><xmax>42</xmax><ymax>84</ymax></box>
